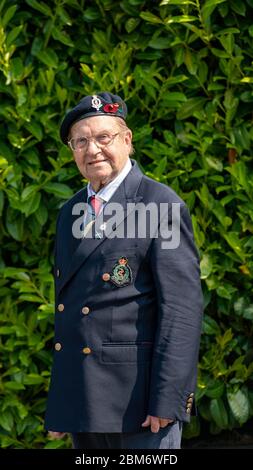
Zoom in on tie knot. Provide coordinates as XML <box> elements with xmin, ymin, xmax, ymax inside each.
<box><xmin>88</xmin><ymin>195</ymin><xmax>103</xmax><ymax>217</ymax></box>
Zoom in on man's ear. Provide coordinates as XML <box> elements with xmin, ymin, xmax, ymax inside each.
<box><xmin>125</xmin><ymin>129</ymin><xmax>132</xmax><ymax>148</ymax></box>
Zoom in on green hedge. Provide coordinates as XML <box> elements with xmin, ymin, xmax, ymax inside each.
<box><xmin>0</xmin><ymin>0</ymin><xmax>253</xmax><ymax>448</ymax></box>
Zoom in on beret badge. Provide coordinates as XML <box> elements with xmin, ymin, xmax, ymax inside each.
<box><xmin>91</xmin><ymin>95</ymin><xmax>103</xmax><ymax>111</ymax></box>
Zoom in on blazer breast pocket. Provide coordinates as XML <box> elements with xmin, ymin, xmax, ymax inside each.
<box><xmin>101</xmin><ymin>248</ymin><xmax>137</xmax><ymax>288</ymax></box>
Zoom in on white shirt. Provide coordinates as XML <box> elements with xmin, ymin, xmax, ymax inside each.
<box><xmin>87</xmin><ymin>158</ymin><xmax>132</xmax><ymax>210</ymax></box>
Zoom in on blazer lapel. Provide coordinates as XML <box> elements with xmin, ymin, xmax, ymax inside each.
<box><xmin>58</xmin><ymin>159</ymin><xmax>143</xmax><ymax>294</ymax></box>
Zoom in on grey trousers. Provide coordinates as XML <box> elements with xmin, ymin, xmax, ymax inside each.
<box><xmin>72</xmin><ymin>421</ymin><xmax>182</xmax><ymax>449</ymax></box>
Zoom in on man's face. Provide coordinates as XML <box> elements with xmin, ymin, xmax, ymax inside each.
<box><xmin>69</xmin><ymin>116</ymin><xmax>132</xmax><ymax>191</ymax></box>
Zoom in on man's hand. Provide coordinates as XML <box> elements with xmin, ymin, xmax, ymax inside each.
<box><xmin>141</xmin><ymin>415</ymin><xmax>174</xmax><ymax>433</ymax></box>
<box><xmin>48</xmin><ymin>431</ymin><xmax>66</xmax><ymax>439</ymax></box>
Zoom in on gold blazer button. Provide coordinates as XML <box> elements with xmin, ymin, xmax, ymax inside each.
<box><xmin>82</xmin><ymin>347</ymin><xmax>91</xmax><ymax>355</ymax></box>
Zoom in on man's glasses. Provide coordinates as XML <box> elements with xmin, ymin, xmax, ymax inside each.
<box><xmin>68</xmin><ymin>132</ymin><xmax>123</xmax><ymax>152</ymax></box>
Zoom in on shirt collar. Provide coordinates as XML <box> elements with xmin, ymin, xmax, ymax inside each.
<box><xmin>87</xmin><ymin>158</ymin><xmax>132</xmax><ymax>202</ymax></box>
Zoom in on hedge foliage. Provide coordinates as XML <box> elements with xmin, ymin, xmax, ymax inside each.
<box><xmin>0</xmin><ymin>0</ymin><xmax>253</xmax><ymax>448</ymax></box>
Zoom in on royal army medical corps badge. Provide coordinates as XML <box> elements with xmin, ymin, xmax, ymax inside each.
<box><xmin>110</xmin><ymin>257</ymin><xmax>132</xmax><ymax>287</ymax></box>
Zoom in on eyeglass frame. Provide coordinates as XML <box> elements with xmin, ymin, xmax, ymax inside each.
<box><xmin>67</xmin><ymin>131</ymin><xmax>125</xmax><ymax>152</ymax></box>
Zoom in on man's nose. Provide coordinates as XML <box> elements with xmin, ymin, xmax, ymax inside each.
<box><xmin>86</xmin><ymin>139</ymin><xmax>101</xmax><ymax>154</ymax></box>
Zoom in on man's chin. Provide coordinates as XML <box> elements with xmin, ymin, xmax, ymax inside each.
<box><xmin>87</xmin><ymin>170</ymin><xmax>116</xmax><ymax>190</ymax></box>
<box><xmin>88</xmin><ymin>169</ymin><xmax>111</xmax><ymax>180</ymax></box>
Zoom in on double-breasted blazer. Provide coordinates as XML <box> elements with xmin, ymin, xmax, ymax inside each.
<box><xmin>45</xmin><ymin>159</ymin><xmax>203</xmax><ymax>433</ymax></box>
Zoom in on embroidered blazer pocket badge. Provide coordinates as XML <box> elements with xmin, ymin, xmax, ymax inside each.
<box><xmin>110</xmin><ymin>257</ymin><xmax>132</xmax><ymax>287</ymax></box>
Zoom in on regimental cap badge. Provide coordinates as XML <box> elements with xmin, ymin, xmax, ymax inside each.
<box><xmin>91</xmin><ymin>95</ymin><xmax>103</xmax><ymax>111</ymax></box>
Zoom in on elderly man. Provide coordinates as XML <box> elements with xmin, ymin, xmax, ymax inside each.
<box><xmin>45</xmin><ymin>92</ymin><xmax>203</xmax><ymax>449</ymax></box>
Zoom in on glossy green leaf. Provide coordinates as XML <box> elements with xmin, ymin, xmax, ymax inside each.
<box><xmin>205</xmin><ymin>380</ymin><xmax>225</xmax><ymax>399</ymax></box>
<box><xmin>19</xmin><ymin>351</ymin><xmax>30</xmax><ymax>367</ymax></box>
<box><xmin>149</xmin><ymin>37</ymin><xmax>171</xmax><ymax>49</ymax></box>
<box><xmin>2</xmin><ymin>5</ymin><xmax>17</xmax><ymax>26</ymax></box>
<box><xmin>6</xmin><ymin>23</ymin><xmax>22</xmax><ymax>45</ymax></box>
<box><xmin>52</xmin><ymin>27</ymin><xmax>74</xmax><ymax>47</ymax></box>
<box><xmin>140</xmin><ymin>12</ymin><xmax>163</xmax><ymax>24</ymax></box>
<box><xmin>4</xmin><ymin>382</ymin><xmax>25</xmax><ymax>391</ymax></box>
<box><xmin>23</xmin><ymin>374</ymin><xmax>44</xmax><ymax>385</ymax></box>
<box><xmin>234</xmin><ymin>297</ymin><xmax>247</xmax><ymax>316</ymax></box>
<box><xmin>160</xmin><ymin>0</ymin><xmax>195</xmax><ymax>4</ymax></box>
<box><xmin>25</xmin><ymin>122</ymin><xmax>43</xmax><ymax>141</ymax></box>
<box><xmin>21</xmin><ymin>192</ymin><xmax>41</xmax><ymax>217</ymax></box>
<box><xmin>25</xmin><ymin>0</ymin><xmax>52</xmax><ymax>16</ymax></box>
<box><xmin>34</xmin><ymin>201</ymin><xmax>48</xmax><ymax>225</ymax></box>
<box><xmin>210</xmin><ymin>398</ymin><xmax>228</xmax><ymax>429</ymax></box>
<box><xmin>242</xmin><ymin>305</ymin><xmax>253</xmax><ymax>320</ymax></box>
<box><xmin>125</xmin><ymin>18</ymin><xmax>140</xmax><ymax>33</ymax></box>
<box><xmin>43</xmin><ymin>183</ymin><xmax>73</xmax><ymax>199</ymax></box>
<box><xmin>223</xmin><ymin>232</ymin><xmax>245</xmax><ymax>260</ymax></box>
<box><xmin>165</xmin><ymin>15</ymin><xmax>197</xmax><ymax>24</ymax></box>
<box><xmin>0</xmin><ymin>411</ymin><xmax>14</xmax><ymax>432</ymax></box>
<box><xmin>18</xmin><ymin>294</ymin><xmax>43</xmax><ymax>302</ymax></box>
<box><xmin>200</xmin><ymin>253</ymin><xmax>213</xmax><ymax>279</ymax></box>
<box><xmin>176</xmin><ymin>98</ymin><xmax>207</xmax><ymax>119</ymax></box>
<box><xmin>44</xmin><ymin>439</ymin><xmax>67</xmax><ymax>449</ymax></box>
<box><xmin>202</xmin><ymin>315</ymin><xmax>221</xmax><ymax>335</ymax></box>
<box><xmin>227</xmin><ymin>389</ymin><xmax>249</xmax><ymax>425</ymax></box>
<box><xmin>6</xmin><ymin>209</ymin><xmax>24</xmax><ymax>241</ymax></box>
<box><xmin>230</xmin><ymin>0</ymin><xmax>246</xmax><ymax>16</ymax></box>
<box><xmin>35</xmin><ymin>49</ymin><xmax>58</xmax><ymax>68</ymax></box>
<box><xmin>201</xmin><ymin>0</ymin><xmax>227</xmax><ymax>25</ymax></box>
<box><xmin>0</xmin><ymin>326</ymin><xmax>15</xmax><ymax>334</ymax></box>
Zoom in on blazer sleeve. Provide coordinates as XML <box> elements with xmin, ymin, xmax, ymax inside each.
<box><xmin>148</xmin><ymin>203</ymin><xmax>203</xmax><ymax>422</ymax></box>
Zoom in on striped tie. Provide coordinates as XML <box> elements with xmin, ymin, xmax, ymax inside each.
<box><xmin>88</xmin><ymin>195</ymin><xmax>103</xmax><ymax>218</ymax></box>
<box><xmin>82</xmin><ymin>195</ymin><xmax>103</xmax><ymax>237</ymax></box>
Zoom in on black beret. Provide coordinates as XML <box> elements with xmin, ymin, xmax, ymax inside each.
<box><xmin>60</xmin><ymin>92</ymin><xmax>128</xmax><ymax>144</ymax></box>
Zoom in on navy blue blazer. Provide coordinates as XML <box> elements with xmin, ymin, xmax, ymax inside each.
<box><xmin>45</xmin><ymin>159</ymin><xmax>203</xmax><ymax>433</ymax></box>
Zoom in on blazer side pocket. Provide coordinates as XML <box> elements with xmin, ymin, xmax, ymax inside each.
<box><xmin>101</xmin><ymin>342</ymin><xmax>153</xmax><ymax>364</ymax></box>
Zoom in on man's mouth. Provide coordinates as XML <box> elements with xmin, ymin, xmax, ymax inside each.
<box><xmin>88</xmin><ymin>159</ymin><xmax>108</xmax><ymax>165</ymax></box>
